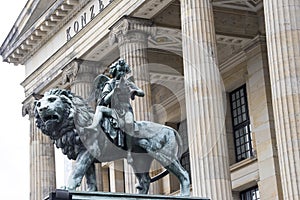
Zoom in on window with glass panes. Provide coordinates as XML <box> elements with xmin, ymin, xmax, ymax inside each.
<box><xmin>240</xmin><ymin>186</ymin><xmax>260</xmax><ymax>200</ymax></box>
<box><xmin>230</xmin><ymin>85</ymin><xmax>253</xmax><ymax>162</ymax></box>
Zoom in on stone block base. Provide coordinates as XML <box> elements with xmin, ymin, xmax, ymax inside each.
<box><xmin>45</xmin><ymin>190</ymin><xmax>209</xmax><ymax>200</ymax></box>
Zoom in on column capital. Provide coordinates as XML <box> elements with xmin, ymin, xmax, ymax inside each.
<box><xmin>109</xmin><ymin>16</ymin><xmax>156</xmax><ymax>46</ymax></box>
<box><xmin>22</xmin><ymin>102</ymin><xmax>33</xmax><ymax>118</ymax></box>
<box><xmin>22</xmin><ymin>98</ymin><xmax>34</xmax><ymax>118</ymax></box>
<box><xmin>62</xmin><ymin>59</ymin><xmax>80</xmax><ymax>85</ymax></box>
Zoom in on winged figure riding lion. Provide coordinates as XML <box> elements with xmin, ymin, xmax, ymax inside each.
<box><xmin>34</xmin><ymin>59</ymin><xmax>190</xmax><ymax>196</ymax></box>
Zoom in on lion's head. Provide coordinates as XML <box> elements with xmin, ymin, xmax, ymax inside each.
<box><xmin>34</xmin><ymin>88</ymin><xmax>94</xmax><ymax>138</ymax></box>
<box><xmin>34</xmin><ymin>88</ymin><xmax>94</xmax><ymax>159</ymax></box>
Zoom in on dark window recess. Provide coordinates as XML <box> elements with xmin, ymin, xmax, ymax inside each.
<box><xmin>230</xmin><ymin>85</ymin><xmax>253</xmax><ymax>162</ymax></box>
<box><xmin>240</xmin><ymin>186</ymin><xmax>260</xmax><ymax>200</ymax></box>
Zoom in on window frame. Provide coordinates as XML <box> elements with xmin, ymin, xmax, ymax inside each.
<box><xmin>229</xmin><ymin>84</ymin><xmax>253</xmax><ymax>162</ymax></box>
<box><xmin>240</xmin><ymin>186</ymin><xmax>260</xmax><ymax>200</ymax></box>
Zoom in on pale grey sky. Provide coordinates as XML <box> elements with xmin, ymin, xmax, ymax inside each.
<box><xmin>0</xmin><ymin>2</ymin><xmax>69</xmax><ymax>198</ymax></box>
<box><xmin>0</xmin><ymin>1</ymin><xmax>30</xmax><ymax>199</ymax></box>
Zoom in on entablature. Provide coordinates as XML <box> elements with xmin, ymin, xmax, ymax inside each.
<box><xmin>20</xmin><ymin>0</ymin><xmax>147</xmax><ymax>97</ymax></box>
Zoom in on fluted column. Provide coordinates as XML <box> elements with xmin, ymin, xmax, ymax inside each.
<box><xmin>23</xmin><ymin>100</ymin><xmax>56</xmax><ymax>200</ymax></box>
<box><xmin>62</xmin><ymin>59</ymin><xmax>103</xmax><ymax>191</ymax></box>
<box><xmin>110</xmin><ymin>16</ymin><xmax>158</xmax><ymax>194</ymax></box>
<box><xmin>180</xmin><ymin>0</ymin><xmax>232</xmax><ymax>199</ymax></box>
<box><xmin>245</xmin><ymin>36</ymin><xmax>283</xmax><ymax>199</ymax></box>
<box><xmin>108</xmin><ymin>160</ymin><xmax>125</xmax><ymax>193</ymax></box>
<box><xmin>264</xmin><ymin>1</ymin><xmax>300</xmax><ymax>199</ymax></box>
<box><xmin>62</xmin><ymin>59</ymin><xmax>100</xmax><ymax>99</ymax></box>
<box><xmin>110</xmin><ymin>16</ymin><xmax>155</xmax><ymax>121</ymax></box>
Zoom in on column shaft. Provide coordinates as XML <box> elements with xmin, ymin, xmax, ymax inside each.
<box><xmin>110</xmin><ymin>16</ymin><xmax>157</xmax><ymax>194</ymax></box>
<box><xmin>264</xmin><ymin>1</ymin><xmax>300</xmax><ymax>199</ymax></box>
<box><xmin>62</xmin><ymin>59</ymin><xmax>102</xmax><ymax>191</ymax></box>
<box><xmin>120</xmin><ymin>36</ymin><xmax>152</xmax><ymax>122</ymax></box>
<box><xmin>245</xmin><ymin>37</ymin><xmax>283</xmax><ymax>199</ymax></box>
<box><xmin>180</xmin><ymin>0</ymin><xmax>232</xmax><ymax>199</ymax></box>
<box><xmin>121</xmin><ymin>30</ymin><xmax>153</xmax><ymax>195</ymax></box>
<box><xmin>27</xmin><ymin>106</ymin><xmax>56</xmax><ymax>200</ymax></box>
<box><xmin>108</xmin><ymin>160</ymin><xmax>125</xmax><ymax>193</ymax></box>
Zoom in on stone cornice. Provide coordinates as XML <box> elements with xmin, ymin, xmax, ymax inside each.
<box><xmin>0</xmin><ymin>0</ymin><xmax>39</xmax><ymax>56</ymax></box>
<box><xmin>219</xmin><ymin>34</ymin><xmax>266</xmax><ymax>74</ymax></box>
<box><xmin>20</xmin><ymin>0</ymin><xmax>146</xmax><ymax>99</ymax></box>
<box><xmin>1</xmin><ymin>0</ymin><xmax>89</xmax><ymax>65</ymax></box>
<box><xmin>243</xmin><ymin>35</ymin><xmax>266</xmax><ymax>53</ymax></box>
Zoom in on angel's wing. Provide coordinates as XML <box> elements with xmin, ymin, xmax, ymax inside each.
<box><xmin>87</xmin><ymin>74</ymin><xmax>110</xmax><ymax>102</ymax></box>
<box><xmin>94</xmin><ymin>74</ymin><xmax>110</xmax><ymax>90</ymax></box>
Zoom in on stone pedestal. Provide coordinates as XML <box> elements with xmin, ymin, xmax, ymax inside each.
<box><xmin>45</xmin><ymin>190</ymin><xmax>209</xmax><ymax>200</ymax></box>
<box><xmin>264</xmin><ymin>1</ymin><xmax>300</xmax><ymax>199</ymax></box>
<box><xmin>180</xmin><ymin>0</ymin><xmax>232</xmax><ymax>199</ymax></box>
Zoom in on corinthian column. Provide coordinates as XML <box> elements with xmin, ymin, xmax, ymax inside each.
<box><xmin>110</xmin><ymin>16</ymin><xmax>159</xmax><ymax>194</ymax></box>
<box><xmin>62</xmin><ymin>59</ymin><xmax>100</xmax><ymax>99</ymax></box>
<box><xmin>62</xmin><ymin>59</ymin><xmax>103</xmax><ymax>191</ymax></box>
<box><xmin>22</xmin><ymin>100</ymin><xmax>56</xmax><ymax>200</ymax></box>
<box><xmin>264</xmin><ymin>1</ymin><xmax>300</xmax><ymax>199</ymax></box>
<box><xmin>180</xmin><ymin>0</ymin><xmax>232</xmax><ymax>199</ymax></box>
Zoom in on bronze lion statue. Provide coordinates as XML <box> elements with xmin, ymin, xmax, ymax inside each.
<box><xmin>34</xmin><ymin>88</ymin><xmax>190</xmax><ymax>196</ymax></box>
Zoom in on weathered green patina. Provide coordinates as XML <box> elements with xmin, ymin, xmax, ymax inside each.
<box><xmin>34</xmin><ymin>60</ymin><xmax>190</xmax><ymax>196</ymax></box>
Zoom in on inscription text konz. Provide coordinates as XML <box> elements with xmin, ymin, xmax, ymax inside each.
<box><xmin>66</xmin><ymin>0</ymin><xmax>112</xmax><ymax>41</ymax></box>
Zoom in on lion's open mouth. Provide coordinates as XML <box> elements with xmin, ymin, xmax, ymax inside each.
<box><xmin>42</xmin><ymin>114</ymin><xmax>59</xmax><ymax>123</ymax></box>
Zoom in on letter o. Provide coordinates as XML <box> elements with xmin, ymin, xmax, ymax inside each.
<box><xmin>74</xmin><ymin>21</ymin><xmax>80</xmax><ymax>33</ymax></box>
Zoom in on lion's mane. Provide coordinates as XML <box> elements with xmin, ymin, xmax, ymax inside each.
<box><xmin>34</xmin><ymin>88</ymin><xmax>95</xmax><ymax>160</ymax></box>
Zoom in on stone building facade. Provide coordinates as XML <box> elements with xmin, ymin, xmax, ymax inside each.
<box><xmin>1</xmin><ymin>0</ymin><xmax>299</xmax><ymax>200</ymax></box>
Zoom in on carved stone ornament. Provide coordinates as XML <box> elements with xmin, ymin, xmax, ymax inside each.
<box><xmin>109</xmin><ymin>16</ymin><xmax>156</xmax><ymax>46</ymax></box>
<box><xmin>62</xmin><ymin>60</ymin><xmax>80</xmax><ymax>85</ymax></box>
<box><xmin>22</xmin><ymin>101</ymin><xmax>34</xmax><ymax>118</ymax></box>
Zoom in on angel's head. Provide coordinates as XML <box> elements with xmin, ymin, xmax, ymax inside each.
<box><xmin>109</xmin><ymin>58</ymin><xmax>131</xmax><ymax>79</ymax></box>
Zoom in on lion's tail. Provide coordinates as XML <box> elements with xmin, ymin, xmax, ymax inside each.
<box><xmin>150</xmin><ymin>170</ymin><xmax>169</xmax><ymax>183</ymax></box>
